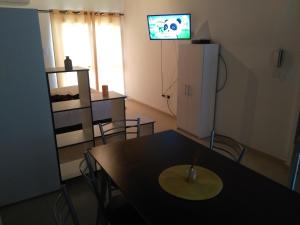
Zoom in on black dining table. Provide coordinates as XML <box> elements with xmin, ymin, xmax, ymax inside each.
<box><xmin>90</xmin><ymin>130</ymin><xmax>300</xmax><ymax>225</ymax></box>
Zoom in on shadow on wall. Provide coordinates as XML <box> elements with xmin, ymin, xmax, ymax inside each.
<box><xmin>215</xmin><ymin>48</ymin><xmax>258</xmax><ymax>147</ymax></box>
<box><xmin>193</xmin><ymin>21</ymin><xmax>211</xmax><ymax>40</ymax></box>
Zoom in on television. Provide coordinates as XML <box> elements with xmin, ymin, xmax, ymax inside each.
<box><xmin>147</xmin><ymin>14</ymin><xmax>191</xmax><ymax>40</ymax></box>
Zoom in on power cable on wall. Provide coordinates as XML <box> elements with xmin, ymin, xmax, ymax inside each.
<box><xmin>163</xmin><ymin>78</ymin><xmax>178</xmax><ymax>95</ymax></box>
<box><xmin>160</xmin><ymin>40</ymin><xmax>177</xmax><ymax>117</ymax></box>
<box><xmin>160</xmin><ymin>40</ymin><xmax>164</xmax><ymax>95</ymax></box>
<box><xmin>163</xmin><ymin>78</ymin><xmax>178</xmax><ymax>118</ymax></box>
<box><xmin>210</xmin><ymin>52</ymin><xmax>228</xmax><ymax>147</ymax></box>
<box><xmin>167</xmin><ymin>98</ymin><xmax>176</xmax><ymax>117</ymax></box>
<box><xmin>162</xmin><ymin>40</ymin><xmax>179</xmax><ymax>96</ymax></box>
<box><xmin>217</xmin><ymin>54</ymin><xmax>228</xmax><ymax>93</ymax></box>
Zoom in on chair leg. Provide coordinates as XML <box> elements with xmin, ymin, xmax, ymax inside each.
<box><xmin>96</xmin><ymin>205</ymin><xmax>101</xmax><ymax>225</ymax></box>
<box><xmin>102</xmin><ymin>171</ymin><xmax>112</xmax><ymax>204</ymax></box>
<box><xmin>96</xmin><ymin>200</ymin><xmax>108</xmax><ymax>225</ymax></box>
<box><xmin>291</xmin><ymin>153</ymin><xmax>300</xmax><ymax>191</ymax></box>
<box><xmin>209</xmin><ymin>129</ymin><xmax>216</xmax><ymax>150</ymax></box>
<box><xmin>108</xmin><ymin>177</ymin><xmax>112</xmax><ymax>202</ymax></box>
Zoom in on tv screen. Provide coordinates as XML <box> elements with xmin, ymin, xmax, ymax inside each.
<box><xmin>147</xmin><ymin>14</ymin><xmax>191</xmax><ymax>40</ymax></box>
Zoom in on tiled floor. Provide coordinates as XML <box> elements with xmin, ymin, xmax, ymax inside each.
<box><xmin>0</xmin><ymin>177</ymin><xmax>97</xmax><ymax>225</ymax></box>
<box><xmin>126</xmin><ymin>99</ymin><xmax>291</xmax><ymax>187</ymax></box>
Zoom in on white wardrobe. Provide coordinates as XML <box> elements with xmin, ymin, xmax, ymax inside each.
<box><xmin>177</xmin><ymin>44</ymin><xmax>219</xmax><ymax>138</ymax></box>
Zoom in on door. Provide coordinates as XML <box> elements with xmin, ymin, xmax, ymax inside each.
<box><xmin>177</xmin><ymin>46</ymin><xmax>190</xmax><ymax>131</ymax></box>
<box><xmin>0</xmin><ymin>8</ymin><xmax>60</xmax><ymax>206</ymax></box>
<box><xmin>177</xmin><ymin>45</ymin><xmax>203</xmax><ymax>136</ymax></box>
<box><xmin>186</xmin><ymin>45</ymin><xmax>203</xmax><ymax>136</ymax></box>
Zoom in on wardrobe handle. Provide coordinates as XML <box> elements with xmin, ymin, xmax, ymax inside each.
<box><xmin>187</xmin><ymin>85</ymin><xmax>191</xmax><ymax>96</ymax></box>
<box><xmin>184</xmin><ymin>85</ymin><xmax>187</xmax><ymax>96</ymax></box>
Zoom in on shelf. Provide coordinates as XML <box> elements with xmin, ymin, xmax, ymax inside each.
<box><xmin>46</xmin><ymin>66</ymin><xmax>95</xmax><ymax>181</ymax></box>
<box><xmin>56</xmin><ymin>129</ymin><xmax>94</xmax><ymax>148</ymax></box>
<box><xmin>45</xmin><ymin>66</ymin><xmax>88</xmax><ymax>74</ymax></box>
<box><xmin>52</xmin><ymin>99</ymin><xmax>90</xmax><ymax>113</ymax></box>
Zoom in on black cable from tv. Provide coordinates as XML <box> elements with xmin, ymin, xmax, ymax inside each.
<box><xmin>167</xmin><ymin>98</ymin><xmax>176</xmax><ymax>118</ymax></box>
<box><xmin>217</xmin><ymin>54</ymin><xmax>228</xmax><ymax>93</ymax></box>
<box><xmin>160</xmin><ymin>40</ymin><xmax>164</xmax><ymax>95</ymax></box>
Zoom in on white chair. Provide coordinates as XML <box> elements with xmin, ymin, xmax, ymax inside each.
<box><xmin>99</xmin><ymin>118</ymin><xmax>141</xmax><ymax>144</ymax></box>
<box><xmin>209</xmin><ymin>133</ymin><xmax>246</xmax><ymax>163</ymax></box>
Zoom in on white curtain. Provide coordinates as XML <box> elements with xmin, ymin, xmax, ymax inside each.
<box><xmin>50</xmin><ymin>10</ymin><xmax>125</xmax><ymax>94</ymax></box>
<box><xmin>95</xmin><ymin>15</ymin><xmax>124</xmax><ymax>94</ymax></box>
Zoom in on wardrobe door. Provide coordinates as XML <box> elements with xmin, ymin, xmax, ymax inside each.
<box><xmin>185</xmin><ymin>45</ymin><xmax>203</xmax><ymax>136</ymax></box>
<box><xmin>177</xmin><ymin>46</ymin><xmax>190</xmax><ymax>132</ymax></box>
<box><xmin>177</xmin><ymin>44</ymin><xmax>219</xmax><ymax>138</ymax></box>
<box><xmin>0</xmin><ymin>8</ymin><xmax>60</xmax><ymax>206</ymax></box>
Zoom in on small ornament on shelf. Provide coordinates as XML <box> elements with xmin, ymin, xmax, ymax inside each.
<box><xmin>102</xmin><ymin>85</ymin><xmax>109</xmax><ymax>97</ymax></box>
<box><xmin>64</xmin><ymin>56</ymin><xmax>73</xmax><ymax>71</ymax></box>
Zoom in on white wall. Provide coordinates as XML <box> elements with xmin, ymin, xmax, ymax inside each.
<box><xmin>123</xmin><ymin>0</ymin><xmax>300</xmax><ymax>161</ymax></box>
<box><xmin>0</xmin><ymin>0</ymin><xmax>124</xmax><ymax>11</ymax></box>
<box><xmin>123</xmin><ymin>1</ymin><xmax>184</xmax><ymax>116</ymax></box>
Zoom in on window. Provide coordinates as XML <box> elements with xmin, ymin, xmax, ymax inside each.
<box><xmin>50</xmin><ymin>11</ymin><xmax>125</xmax><ymax>94</ymax></box>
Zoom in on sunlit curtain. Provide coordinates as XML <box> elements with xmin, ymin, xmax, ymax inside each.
<box><xmin>94</xmin><ymin>14</ymin><xmax>124</xmax><ymax>94</ymax></box>
<box><xmin>50</xmin><ymin>10</ymin><xmax>124</xmax><ymax>94</ymax></box>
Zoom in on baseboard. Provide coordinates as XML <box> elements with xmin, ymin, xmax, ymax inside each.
<box><xmin>126</xmin><ymin>97</ymin><xmax>177</xmax><ymax>119</ymax></box>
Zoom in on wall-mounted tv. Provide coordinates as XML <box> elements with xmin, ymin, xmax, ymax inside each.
<box><xmin>147</xmin><ymin>14</ymin><xmax>191</xmax><ymax>40</ymax></box>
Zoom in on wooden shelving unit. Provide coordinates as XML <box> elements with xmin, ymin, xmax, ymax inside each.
<box><xmin>45</xmin><ymin>67</ymin><xmax>95</xmax><ymax>180</ymax></box>
<box><xmin>52</xmin><ymin>99</ymin><xmax>90</xmax><ymax>113</ymax></box>
<box><xmin>56</xmin><ymin>129</ymin><xmax>94</xmax><ymax>148</ymax></box>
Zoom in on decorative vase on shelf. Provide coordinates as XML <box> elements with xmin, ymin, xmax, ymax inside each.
<box><xmin>64</xmin><ymin>56</ymin><xmax>73</xmax><ymax>71</ymax></box>
<box><xmin>186</xmin><ymin>165</ymin><xmax>197</xmax><ymax>183</ymax></box>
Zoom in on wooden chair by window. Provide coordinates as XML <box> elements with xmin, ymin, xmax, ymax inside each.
<box><xmin>99</xmin><ymin>118</ymin><xmax>141</xmax><ymax>144</ymax></box>
<box><xmin>209</xmin><ymin>134</ymin><xmax>246</xmax><ymax>163</ymax></box>
<box><xmin>79</xmin><ymin>152</ymin><xmax>146</xmax><ymax>225</ymax></box>
<box><xmin>290</xmin><ymin>152</ymin><xmax>300</xmax><ymax>191</ymax></box>
<box><xmin>53</xmin><ymin>185</ymin><xmax>80</xmax><ymax>225</ymax></box>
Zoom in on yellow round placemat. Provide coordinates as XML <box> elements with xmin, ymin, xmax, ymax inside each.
<box><xmin>158</xmin><ymin>165</ymin><xmax>223</xmax><ymax>201</ymax></box>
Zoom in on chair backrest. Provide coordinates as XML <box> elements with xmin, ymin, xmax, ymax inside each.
<box><xmin>290</xmin><ymin>152</ymin><xmax>300</xmax><ymax>191</ymax></box>
<box><xmin>99</xmin><ymin>118</ymin><xmax>141</xmax><ymax>144</ymax></box>
<box><xmin>79</xmin><ymin>152</ymin><xmax>108</xmax><ymax>203</ymax></box>
<box><xmin>79</xmin><ymin>152</ymin><xmax>108</xmax><ymax>225</ymax></box>
<box><xmin>210</xmin><ymin>134</ymin><xmax>246</xmax><ymax>163</ymax></box>
<box><xmin>53</xmin><ymin>185</ymin><xmax>80</xmax><ymax>225</ymax></box>
<box><xmin>79</xmin><ymin>152</ymin><xmax>97</xmax><ymax>190</ymax></box>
